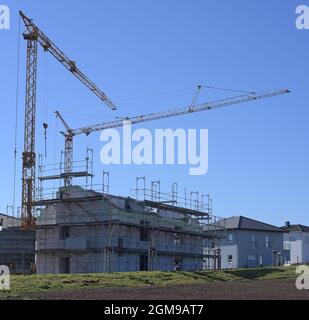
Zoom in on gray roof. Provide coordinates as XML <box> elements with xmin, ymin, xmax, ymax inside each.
<box><xmin>220</xmin><ymin>216</ymin><xmax>283</xmax><ymax>233</ymax></box>
<box><xmin>281</xmin><ymin>224</ymin><xmax>309</xmax><ymax>233</ymax></box>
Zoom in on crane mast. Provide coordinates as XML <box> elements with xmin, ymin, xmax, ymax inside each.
<box><xmin>21</xmin><ymin>30</ymin><xmax>38</xmax><ymax>228</ymax></box>
<box><xmin>55</xmin><ymin>111</ymin><xmax>74</xmax><ymax>186</ymax></box>
<box><xmin>56</xmin><ymin>88</ymin><xmax>290</xmax><ymax>187</ymax></box>
<box><xmin>20</xmin><ymin>11</ymin><xmax>115</xmax><ymax>228</ymax></box>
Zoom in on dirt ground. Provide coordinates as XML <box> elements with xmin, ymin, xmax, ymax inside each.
<box><xmin>26</xmin><ymin>278</ymin><xmax>309</xmax><ymax>300</ymax></box>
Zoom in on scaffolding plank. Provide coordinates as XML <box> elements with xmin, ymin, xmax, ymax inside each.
<box><xmin>39</xmin><ymin>171</ymin><xmax>94</xmax><ymax>181</ymax></box>
<box><xmin>144</xmin><ymin>200</ymin><xmax>209</xmax><ymax>217</ymax></box>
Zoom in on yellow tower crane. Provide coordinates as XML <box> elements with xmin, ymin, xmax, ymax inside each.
<box><xmin>19</xmin><ymin>11</ymin><xmax>116</xmax><ymax>229</ymax></box>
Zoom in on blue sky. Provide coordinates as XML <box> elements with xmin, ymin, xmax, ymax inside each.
<box><xmin>0</xmin><ymin>0</ymin><xmax>308</xmax><ymax>226</ymax></box>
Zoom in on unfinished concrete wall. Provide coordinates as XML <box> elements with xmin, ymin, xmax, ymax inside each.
<box><xmin>0</xmin><ymin>227</ymin><xmax>35</xmax><ymax>274</ymax></box>
<box><xmin>36</xmin><ymin>222</ymin><xmax>204</xmax><ymax>274</ymax></box>
<box><xmin>36</xmin><ymin>251</ymin><xmax>203</xmax><ymax>274</ymax></box>
<box><xmin>35</xmin><ymin>187</ymin><xmax>208</xmax><ymax>274</ymax></box>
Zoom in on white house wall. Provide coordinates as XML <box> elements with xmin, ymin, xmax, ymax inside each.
<box><xmin>284</xmin><ymin>231</ymin><xmax>309</xmax><ymax>264</ymax></box>
<box><xmin>284</xmin><ymin>232</ymin><xmax>303</xmax><ymax>264</ymax></box>
<box><xmin>302</xmin><ymin>232</ymin><xmax>309</xmax><ymax>263</ymax></box>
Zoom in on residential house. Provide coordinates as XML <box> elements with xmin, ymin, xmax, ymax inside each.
<box><xmin>281</xmin><ymin>221</ymin><xmax>309</xmax><ymax>264</ymax></box>
<box><xmin>204</xmin><ymin>216</ymin><xmax>284</xmax><ymax>269</ymax></box>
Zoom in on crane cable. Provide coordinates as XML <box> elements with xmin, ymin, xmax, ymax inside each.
<box><xmin>52</xmin><ymin>115</ymin><xmax>59</xmax><ymax>192</ymax></box>
<box><xmin>201</xmin><ymin>85</ymin><xmax>256</xmax><ymax>95</ymax></box>
<box><xmin>13</xmin><ymin>15</ymin><xmax>21</xmax><ymax>218</ymax></box>
<box><xmin>189</xmin><ymin>85</ymin><xmax>256</xmax><ymax>111</ymax></box>
<box><xmin>43</xmin><ymin>52</ymin><xmax>49</xmax><ymax>158</ymax></box>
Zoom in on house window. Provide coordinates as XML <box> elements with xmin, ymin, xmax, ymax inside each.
<box><xmin>284</xmin><ymin>243</ymin><xmax>291</xmax><ymax>251</ymax></box>
<box><xmin>173</xmin><ymin>226</ymin><xmax>184</xmax><ymax>246</ymax></box>
<box><xmin>140</xmin><ymin>255</ymin><xmax>148</xmax><ymax>271</ymax></box>
<box><xmin>118</xmin><ymin>238</ymin><xmax>124</xmax><ymax>248</ymax></box>
<box><xmin>210</xmin><ymin>240</ymin><xmax>215</xmax><ymax>249</ymax></box>
<box><xmin>228</xmin><ymin>234</ymin><xmax>233</xmax><ymax>242</ymax></box>
<box><xmin>118</xmin><ymin>238</ymin><xmax>124</xmax><ymax>257</ymax></box>
<box><xmin>59</xmin><ymin>226</ymin><xmax>70</xmax><ymax>240</ymax></box>
<box><xmin>251</xmin><ymin>234</ymin><xmax>257</xmax><ymax>249</ymax></box>
<box><xmin>125</xmin><ymin>198</ymin><xmax>131</xmax><ymax>212</ymax></box>
<box><xmin>140</xmin><ymin>220</ymin><xmax>150</xmax><ymax>241</ymax></box>
<box><xmin>305</xmin><ymin>237</ymin><xmax>309</xmax><ymax>245</ymax></box>
<box><xmin>59</xmin><ymin>257</ymin><xmax>70</xmax><ymax>274</ymax></box>
<box><xmin>289</xmin><ymin>236</ymin><xmax>296</xmax><ymax>242</ymax></box>
<box><xmin>265</xmin><ymin>236</ymin><xmax>271</xmax><ymax>248</ymax></box>
<box><xmin>174</xmin><ymin>258</ymin><xmax>182</xmax><ymax>271</ymax></box>
<box><xmin>228</xmin><ymin>255</ymin><xmax>233</xmax><ymax>264</ymax></box>
<box><xmin>173</xmin><ymin>235</ymin><xmax>184</xmax><ymax>246</ymax></box>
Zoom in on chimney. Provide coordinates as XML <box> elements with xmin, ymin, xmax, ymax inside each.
<box><xmin>285</xmin><ymin>221</ymin><xmax>290</xmax><ymax>228</ymax></box>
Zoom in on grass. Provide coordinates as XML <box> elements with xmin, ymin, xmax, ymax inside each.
<box><xmin>0</xmin><ymin>266</ymin><xmax>298</xmax><ymax>300</ymax></box>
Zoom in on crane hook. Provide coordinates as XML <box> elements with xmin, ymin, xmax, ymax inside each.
<box><xmin>43</xmin><ymin>123</ymin><xmax>48</xmax><ymax>158</ymax></box>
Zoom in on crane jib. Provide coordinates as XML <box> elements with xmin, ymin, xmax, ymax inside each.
<box><xmin>19</xmin><ymin>11</ymin><xmax>116</xmax><ymax>110</ymax></box>
<box><xmin>72</xmin><ymin>89</ymin><xmax>290</xmax><ymax>137</ymax></box>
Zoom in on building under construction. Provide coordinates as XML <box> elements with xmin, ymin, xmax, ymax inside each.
<box><xmin>14</xmin><ymin>12</ymin><xmax>288</xmax><ymax>275</ymax></box>
<box><xmin>34</xmin><ymin>160</ymin><xmax>224</xmax><ymax>274</ymax></box>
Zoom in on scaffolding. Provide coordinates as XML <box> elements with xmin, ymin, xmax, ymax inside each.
<box><xmin>34</xmin><ymin>157</ymin><xmax>225</xmax><ymax>274</ymax></box>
